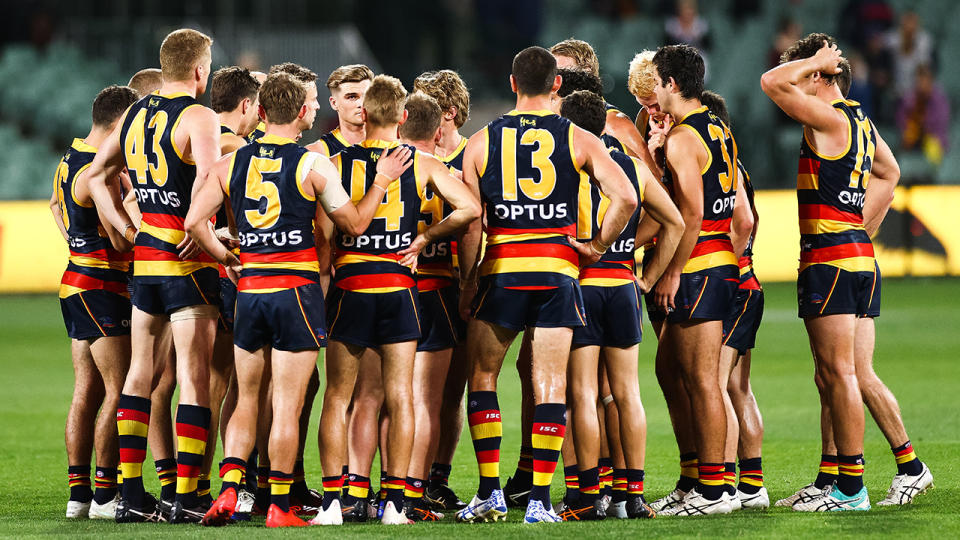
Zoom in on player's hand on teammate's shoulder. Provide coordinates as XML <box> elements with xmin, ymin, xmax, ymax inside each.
<box><xmin>375</xmin><ymin>145</ymin><xmax>414</xmax><ymax>182</ymax></box>
<box><xmin>813</xmin><ymin>40</ymin><xmax>843</xmax><ymax>75</ymax></box>
<box><xmin>654</xmin><ymin>270</ymin><xmax>680</xmax><ymax>313</ymax></box>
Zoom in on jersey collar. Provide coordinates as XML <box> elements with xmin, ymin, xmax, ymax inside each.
<box><xmin>71</xmin><ymin>138</ymin><xmax>97</xmax><ymax>153</ymax></box>
<box><xmin>676</xmin><ymin>105</ymin><xmax>708</xmax><ymax>124</ymax></box>
<box><xmin>506</xmin><ymin>109</ymin><xmax>556</xmax><ymax>117</ymax></box>
<box><xmin>360</xmin><ymin>139</ymin><xmax>400</xmax><ymax>149</ymax></box>
<box><xmin>436</xmin><ymin>136</ymin><xmax>467</xmax><ymax>162</ymax></box>
<box><xmin>258</xmin><ymin>133</ymin><xmax>296</xmax><ymax>145</ymax></box>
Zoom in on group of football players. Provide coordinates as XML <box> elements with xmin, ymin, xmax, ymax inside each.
<box><xmin>52</xmin><ymin>26</ymin><xmax>931</xmax><ymax>528</ymax></box>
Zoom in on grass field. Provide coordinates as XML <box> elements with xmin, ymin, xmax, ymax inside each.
<box><xmin>0</xmin><ymin>278</ymin><xmax>957</xmax><ymax>538</ymax></box>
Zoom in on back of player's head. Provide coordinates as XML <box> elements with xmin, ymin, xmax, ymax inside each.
<box><xmin>512</xmin><ymin>46</ymin><xmax>557</xmax><ymax>97</ymax></box>
<box><xmin>836</xmin><ymin>59</ymin><xmax>852</xmax><ymax>96</ymax></box>
<box><xmin>399</xmin><ymin>92</ymin><xmax>442</xmax><ymax>142</ymax></box>
<box><xmin>268</xmin><ymin>62</ymin><xmax>318</xmax><ymax>85</ymax></box>
<box><xmin>210</xmin><ymin>66</ymin><xmax>260</xmax><ymax>113</ymax></box>
<box><xmin>560</xmin><ymin>90</ymin><xmax>606</xmax><ymax>138</ymax></box>
<box><xmin>700</xmin><ymin>90</ymin><xmax>730</xmax><ymax>126</ymax></box>
<box><xmin>326</xmin><ymin>64</ymin><xmax>374</xmax><ymax>91</ymax></box>
<box><xmin>627</xmin><ymin>50</ymin><xmax>657</xmax><ymax>99</ymax></box>
<box><xmin>413</xmin><ymin>70</ymin><xmax>470</xmax><ymax>128</ymax></box>
<box><xmin>258</xmin><ymin>72</ymin><xmax>306</xmax><ymax>125</ymax></box>
<box><xmin>92</xmin><ymin>85</ymin><xmax>139</xmax><ymax>128</ymax></box>
<box><xmin>363</xmin><ymin>74</ymin><xmax>408</xmax><ymax>127</ymax></box>
<box><xmin>128</xmin><ymin>68</ymin><xmax>163</xmax><ymax>97</ymax></box>
<box><xmin>780</xmin><ymin>32</ymin><xmax>849</xmax><ymax>88</ymax></box>
<box><xmin>652</xmin><ymin>44</ymin><xmax>704</xmax><ymax>100</ymax></box>
<box><xmin>557</xmin><ymin>68</ymin><xmax>603</xmax><ymax>98</ymax></box>
<box><xmin>159</xmin><ymin>29</ymin><xmax>213</xmax><ymax>82</ymax></box>
<box><xmin>550</xmin><ymin>38</ymin><xmax>600</xmax><ymax>77</ymax></box>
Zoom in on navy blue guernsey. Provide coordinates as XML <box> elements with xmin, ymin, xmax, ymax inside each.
<box><xmin>477</xmin><ymin>110</ymin><xmax>583</xmax><ymax>289</ymax></box>
<box><xmin>315</xmin><ymin>127</ymin><xmax>351</xmax><ymax>156</ymax></box>
<box><xmin>330</xmin><ymin>140</ymin><xmax>428</xmax><ymax>293</ymax></box>
<box><xmin>226</xmin><ymin>134</ymin><xmax>320</xmax><ymax>294</ymax></box>
<box><xmin>118</xmin><ymin>91</ymin><xmax>216</xmax><ymax>279</ymax></box>
<box><xmin>664</xmin><ymin>105</ymin><xmax>739</xmax><ymax>275</ymax></box>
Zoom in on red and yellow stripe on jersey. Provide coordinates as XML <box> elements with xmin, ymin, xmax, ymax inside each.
<box><xmin>577</xmin><ymin>149</ymin><xmax>645</xmax><ymax>287</ymax></box>
<box><xmin>797</xmin><ymin>99</ymin><xmax>877</xmax><ymax>273</ymax></box>
<box><xmin>737</xmin><ymin>160</ymin><xmax>761</xmax><ymax>290</ymax></box>
<box><xmin>226</xmin><ymin>134</ymin><xmax>321</xmax><ymax>293</ymax></box>
<box><xmin>477</xmin><ymin>110</ymin><xmax>583</xmax><ymax>289</ymax></box>
<box><xmin>119</xmin><ymin>92</ymin><xmax>217</xmax><ymax>278</ymax></box>
<box><xmin>416</xmin><ymin>156</ymin><xmax>457</xmax><ymax>291</ymax></box>
<box><xmin>437</xmin><ymin>136</ymin><xmax>467</xmax><ymax>273</ymax></box>
<box><xmin>666</xmin><ymin>106</ymin><xmax>739</xmax><ymax>275</ymax></box>
<box><xmin>331</xmin><ymin>140</ymin><xmax>427</xmax><ymax>293</ymax></box>
<box><xmin>54</xmin><ymin>138</ymin><xmax>131</xmax><ymax>299</ymax></box>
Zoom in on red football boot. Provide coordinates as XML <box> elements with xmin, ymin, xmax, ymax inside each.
<box><xmin>201</xmin><ymin>488</ymin><xmax>237</xmax><ymax>527</ymax></box>
<box><xmin>266</xmin><ymin>504</ymin><xmax>309</xmax><ymax>528</ymax></box>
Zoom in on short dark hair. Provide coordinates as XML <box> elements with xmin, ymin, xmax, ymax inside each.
<box><xmin>560</xmin><ymin>90</ymin><xmax>606</xmax><ymax>137</ymax></box>
<box><xmin>210</xmin><ymin>66</ymin><xmax>260</xmax><ymax>113</ymax></box>
<box><xmin>399</xmin><ymin>92</ymin><xmax>442</xmax><ymax>142</ymax></box>
<box><xmin>557</xmin><ymin>68</ymin><xmax>603</xmax><ymax>98</ymax></box>
<box><xmin>699</xmin><ymin>90</ymin><xmax>730</xmax><ymax>126</ymax></box>
<box><xmin>258</xmin><ymin>72</ymin><xmax>306</xmax><ymax>125</ymax></box>
<box><xmin>652</xmin><ymin>44</ymin><xmax>704</xmax><ymax>100</ymax></box>
<box><xmin>512</xmin><ymin>46</ymin><xmax>557</xmax><ymax>96</ymax></box>
<box><xmin>780</xmin><ymin>32</ymin><xmax>848</xmax><ymax>88</ymax></box>
<box><xmin>268</xmin><ymin>62</ymin><xmax>317</xmax><ymax>85</ymax></box>
<box><xmin>92</xmin><ymin>85</ymin><xmax>138</xmax><ymax>128</ymax></box>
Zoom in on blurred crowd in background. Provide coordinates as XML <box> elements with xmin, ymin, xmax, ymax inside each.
<box><xmin>0</xmin><ymin>0</ymin><xmax>956</xmax><ymax>200</ymax></box>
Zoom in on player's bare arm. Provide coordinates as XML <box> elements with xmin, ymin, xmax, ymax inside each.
<box><xmin>183</xmin><ymin>154</ymin><xmax>239</xmax><ymax>272</ymax></box>
<box><xmin>219</xmin><ymin>133</ymin><xmax>247</xmax><ymax>155</ymax></box>
<box><xmin>863</xmin><ymin>126</ymin><xmax>900</xmax><ymax>236</ymax></box>
<box><xmin>455</xmin><ymin>130</ymin><xmax>487</xmax><ymax>318</ymax></box>
<box><xmin>569</xmin><ymin>126</ymin><xmax>639</xmax><ymax>265</ymax></box>
<box><xmin>730</xmin><ymin>184</ymin><xmax>755</xmax><ymax>258</ymax></box>
<box><xmin>760</xmin><ymin>41</ymin><xmax>848</xmax><ymax>147</ymax></box>
<box><xmin>311</xmin><ymin>145</ymin><xmax>412</xmax><ymax>235</ymax></box>
<box><xmin>49</xmin><ymin>186</ymin><xmax>69</xmax><ymax>243</ymax></box>
<box><xmin>85</xmin><ymin>119</ymin><xmax>139</xmax><ymax>242</ymax></box>
<box><xmin>177</xmin><ymin>105</ymin><xmax>221</xmax><ymax>259</ymax></box>
<box><xmin>398</xmin><ymin>153</ymin><xmax>481</xmax><ymax>267</ymax></box>
<box><xmin>605</xmin><ymin>111</ymin><xmax>646</xmax><ymax>159</ymax></box>
<box><xmin>653</xmin><ymin>127</ymin><xmax>705</xmax><ymax>311</ymax></box>
<box><xmin>635</xmin><ymin>162</ymin><xmax>683</xmax><ymax>292</ymax></box>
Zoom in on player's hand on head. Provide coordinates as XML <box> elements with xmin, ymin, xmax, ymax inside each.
<box><xmin>815</xmin><ymin>40</ymin><xmax>843</xmax><ymax>75</ymax></box>
<box><xmin>567</xmin><ymin>236</ymin><xmax>602</xmax><ymax>267</ymax></box>
<box><xmin>376</xmin><ymin>145</ymin><xmax>414</xmax><ymax>181</ymax></box>
<box><xmin>397</xmin><ymin>233</ymin><xmax>428</xmax><ymax>270</ymax></box>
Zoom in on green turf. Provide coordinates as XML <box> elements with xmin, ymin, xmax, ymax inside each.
<box><xmin>0</xmin><ymin>278</ymin><xmax>957</xmax><ymax>538</ymax></box>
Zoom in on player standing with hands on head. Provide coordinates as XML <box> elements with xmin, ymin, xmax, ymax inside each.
<box><xmin>762</xmin><ymin>33</ymin><xmax>925</xmax><ymax>512</ymax></box>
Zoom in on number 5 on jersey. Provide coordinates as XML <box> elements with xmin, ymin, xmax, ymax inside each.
<box><xmin>245</xmin><ymin>157</ymin><xmax>282</xmax><ymax>229</ymax></box>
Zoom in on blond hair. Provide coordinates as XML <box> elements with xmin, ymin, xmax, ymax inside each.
<box><xmin>159</xmin><ymin>29</ymin><xmax>212</xmax><ymax>82</ymax></box>
<box><xmin>326</xmin><ymin>64</ymin><xmax>374</xmax><ymax>91</ymax></box>
<box><xmin>627</xmin><ymin>50</ymin><xmax>657</xmax><ymax>99</ymax></box>
<box><xmin>128</xmin><ymin>68</ymin><xmax>163</xmax><ymax>97</ymax></box>
<box><xmin>550</xmin><ymin>38</ymin><xmax>600</xmax><ymax>77</ymax></box>
<box><xmin>363</xmin><ymin>74</ymin><xmax>407</xmax><ymax>127</ymax></box>
<box><xmin>413</xmin><ymin>70</ymin><xmax>470</xmax><ymax>129</ymax></box>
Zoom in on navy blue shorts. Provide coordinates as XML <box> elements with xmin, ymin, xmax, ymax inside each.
<box><xmin>60</xmin><ymin>290</ymin><xmax>132</xmax><ymax>340</ymax></box>
<box><xmin>722</xmin><ymin>288</ymin><xmax>764</xmax><ymax>355</ymax></box>
<box><xmin>233</xmin><ymin>283</ymin><xmax>327</xmax><ymax>352</ymax></box>
<box><xmin>647</xmin><ymin>269</ymin><xmax>739</xmax><ymax>323</ymax></box>
<box><xmin>797</xmin><ymin>262</ymin><xmax>880</xmax><ymax>318</ymax></box>
<box><xmin>327</xmin><ymin>286</ymin><xmax>421</xmax><ymax>347</ymax></box>
<box><xmin>218</xmin><ymin>277</ymin><xmax>237</xmax><ymax>333</ymax></box>
<box><xmin>417</xmin><ymin>286</ymin><xmax>465</xmax><ymax>352</ymax></box>
<box><xmin>572</xmin><ymin>282</ymin><xmax>643</xmax><ymax>347</ymax></box>
<box><xmin>472</xmin><ymin>279</ymin><xmax>586</xmax><ymax>331</ymax></box>
<box><xmin>131</xmin><ymin>267</ymin><xmax>221</xmax><ymax>315</ymax></box>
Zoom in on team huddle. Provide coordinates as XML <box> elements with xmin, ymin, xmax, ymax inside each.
<box><xmin>52</xmin><ymin>27</ymin><xmax>933</xmax><ymax>527</ymax></box>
